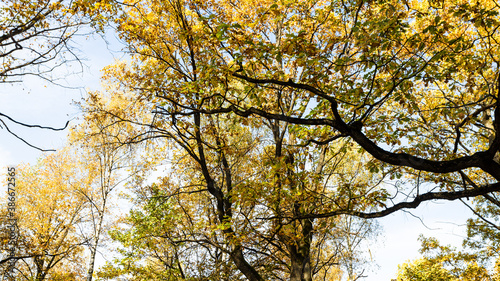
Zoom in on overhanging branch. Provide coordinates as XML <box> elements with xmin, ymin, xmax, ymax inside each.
<box><xmin>308</xmin><ymin>182</ymin><xmax>500</xmax><ymax>219</ymax></box>
<box><xmin>229</xmin><ymin>72</ymin><xmax>500</xmax><ymax>180</ymax></box>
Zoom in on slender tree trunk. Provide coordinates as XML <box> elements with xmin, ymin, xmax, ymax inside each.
<box><xmin>86</xmin><ymin>202</ymin><xmax>106</xmax><ymax>281</ymax></box>
<box><xmin>286</xmin><ymin>144</ymin><xmax>315</xmax><ymax>281</ymax></box>
<box><xmin>290</xmin><ymin>146</ymin><xmax>326</xmax><ymax>281</ymax></box>
<box><xmin>194</xmin><ymin>113</ymin><xmax>264</xmax><ymax>281</ymax></box>
<box><xmin>270</xmin><ymin>120</ymin><xmax>314</xmax><ymax>281</ymax></box>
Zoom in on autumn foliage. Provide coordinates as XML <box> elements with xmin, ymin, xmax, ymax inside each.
<box><xmin>4</xmin><ymin>0</ymin><xmax>500</xmax><ymax>280</ymax></box>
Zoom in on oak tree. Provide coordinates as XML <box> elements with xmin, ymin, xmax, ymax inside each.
<box><xmin>86</xmin><ymin>47</ymin><xmax>380</xmax><ymax>281</ymax></box>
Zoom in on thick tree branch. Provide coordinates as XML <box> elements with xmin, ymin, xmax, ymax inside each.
<box><xmin>229</xmin><ymin>73</ymin><xmax>500</xmax><ymax>181</ymax></box>
<box><xmin>306</xmin><ymin>182</ymin><xmax>500</xmax><ymax>220</ymax></box>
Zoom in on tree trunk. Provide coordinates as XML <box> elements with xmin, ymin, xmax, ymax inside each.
<box><xmin>34</xmin><ymin>256</ymin><xmax>46</xmax><ymax>281</ymax></box>
<box><xmin>86</xmin><ymin>204</ymin><xmax>105</xmax><ymax>281</ymax></box>
<box><xmin>289</xmin><ymin>217</ymin><xmax>313</xmax><ymax>281</ymax></box>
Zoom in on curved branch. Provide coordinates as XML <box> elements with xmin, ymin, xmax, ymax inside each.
<box><xmin>229</xmin><ymin>73</ymin><xmax>500</xmax><ymax>180</ymax></box>
<box><xmin>0</xmin><ymin>113</ymin><xmax>69</xmax><ymax>152</ymax></box>
<box><xmin>307</xmin><ymin>182</ymin><xmax>500</xmax><ymax>220</ymax></box>
<box><xmin>0</xmin><ymin>112</ymin><xmax>69</xmax><ymax>131</ymax></box>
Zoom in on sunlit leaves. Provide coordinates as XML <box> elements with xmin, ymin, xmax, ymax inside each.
<box><xmin>396</xmin><ymin>235</ymin><xmax>495</xmax><ymax>281</ymax></box>
<box><xmin>1</xmin><ymin>148</ymin><xmax>92</xmax><ymax>280</ymax></box>
<box><xmin>73</xmin><ymin>0</ymin><xmax>500</xmax><ymax>279</ymax></box>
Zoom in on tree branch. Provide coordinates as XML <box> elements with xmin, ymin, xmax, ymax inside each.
<box><xmin>306</xmin><ymin>182</ymin><xmax>500</xmax><ymax>219</ymax></box>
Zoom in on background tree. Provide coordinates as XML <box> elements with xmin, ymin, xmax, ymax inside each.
<box><xmin>463</xmin><ymin>193</ymin><xmax>500</xmax><ymax>269</ymax></box>
<box><xmin>395</xmin><ymin>236</ymin><xmax>494</xmax><ymax>281</ymax></box>
<box><xmin>69</xmin><ymin>113</ymin><xmax>135</xmax><ymax>281</ymax></box>
<box><xmin>0</xmin><ymin>148</ymin><xmax>93</xmax><ymax>280</ymax></box>
<box><xmin>395</xmin><ymin>188</ymin><xmax>500</xmax><ymax>280</ymax></box>
<box><xmin>396</xmin><ymin>258</ymin><xmax>456</xmax><ymax>281</ymax></box>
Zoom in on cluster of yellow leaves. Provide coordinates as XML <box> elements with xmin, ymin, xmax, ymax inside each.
<box><xmin>396</xmin><ymin>236</ymin><xmax>496</xmax><ymax>281</ymax></box>
<box><xmin>5</xmin><ymin>148</ymin><xmax>96</xmax><ymax>279</ymax></box>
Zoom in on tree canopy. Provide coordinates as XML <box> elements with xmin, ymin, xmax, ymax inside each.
<box><xmin>96</xmin><ymin>0</ymin><xmax>500</xmax><ymax>215</ymax></box>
